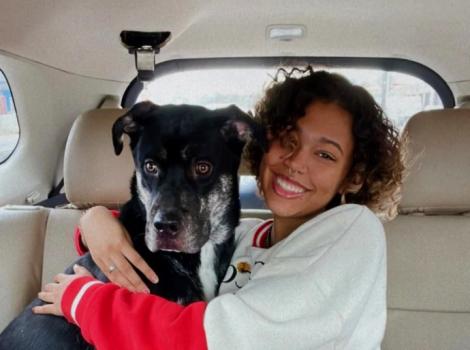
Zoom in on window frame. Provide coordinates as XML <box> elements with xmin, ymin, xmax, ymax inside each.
<box><xmin>0</xmin><ymin>69</ymin><xmax>20</xmax><ymax>164</ymax></box>
<box><xmin>121</xmin><ymin>57</ymin><xmax>455</xmax><ymax>108</ymax></box>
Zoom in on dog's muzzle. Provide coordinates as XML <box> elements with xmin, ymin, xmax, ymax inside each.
<box><xmin>153</xmin><ymin>210</ymin><xmax>180</xmax><ymax>237</ymax></box>
<box><xmin>154</xmin><ymin>220</ymin><xmax>179</xmax><ymax>237</ymax></box>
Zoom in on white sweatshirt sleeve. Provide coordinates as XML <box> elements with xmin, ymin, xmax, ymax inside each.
<box><xmin>204</xmin><ymin>204</ymin><xmax>386</xmax><ymax>350</ymax></box>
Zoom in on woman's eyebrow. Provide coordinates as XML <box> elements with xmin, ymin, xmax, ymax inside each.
<box><xmin>318</xmin><ymin>137</ymin><xmax>344</xmax><ymax>155</ymax></box>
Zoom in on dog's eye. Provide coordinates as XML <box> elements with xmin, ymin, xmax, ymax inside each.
<box><xmin>144</xmin><ymin>160</ymin><xmax>159</xmax><ymax>175</ymax></box>
<box><xmin>194</xmin><ymin>161</ymin><xmax>212</xmax><ymax>177</ymax></box>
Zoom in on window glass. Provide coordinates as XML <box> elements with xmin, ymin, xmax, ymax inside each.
<box><xmin>0</xmin><ymin>71</ymin><xmax>19</xmax><ymax>163</ymax></box>
<box><xmin>138</xmin><ymin>67</ymin><xmax>443</xmax><ymax>130</ymax></box>
<box><xmin>137</xmin><ymin>66</ymin><xmax>444</xmax><ymax>209</ymax></box>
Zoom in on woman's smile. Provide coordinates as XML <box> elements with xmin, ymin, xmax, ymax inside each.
<box><xmin>272</xmin><ymin>173</ymin><xmax>309</xmax><ymax>198</ymax></box>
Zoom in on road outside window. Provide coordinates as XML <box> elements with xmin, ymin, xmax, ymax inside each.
<box><xmin>0</xmin><ymin>71</ymin><xmax>19</xmax><ymax>163</ymax></box>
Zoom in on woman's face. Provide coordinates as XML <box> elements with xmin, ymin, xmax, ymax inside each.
<box><xmin>259</xmin><ymin>101</ymin><xmax>355</xmax><ymax>220</ymax></box>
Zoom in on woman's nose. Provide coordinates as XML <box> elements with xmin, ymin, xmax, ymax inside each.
<box><xmin>282</xmin><ymin>147</ymin><xmax>308</xmax><ymax>174</ymax></box>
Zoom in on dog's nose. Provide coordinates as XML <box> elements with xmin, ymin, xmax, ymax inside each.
<box><xmin>154</xmin><ymin>220</ymin><xmax>179</xmax><ymax>236</ymax></box>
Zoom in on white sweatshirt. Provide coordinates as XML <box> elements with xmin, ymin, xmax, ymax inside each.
<box><xmin>204</xmin><ymin>204</ymin><xmax>386</xmax><ymax>350</ymax></box>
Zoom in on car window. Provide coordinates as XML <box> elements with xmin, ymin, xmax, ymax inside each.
<box><xmin>0</xmin><ymin>70</ymin><xmax>19</xmax><ymax>163</ymax></box>
<box><xmin>137</xmin><ymin>66</ymin><xmax>443</xmax><ymax>130</ymax></box>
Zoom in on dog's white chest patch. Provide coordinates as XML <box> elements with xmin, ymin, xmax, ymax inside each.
<box><xmin>199</xmin><ymin>241</ymin><xmax>218</xmax><ymax>301</ymax></box>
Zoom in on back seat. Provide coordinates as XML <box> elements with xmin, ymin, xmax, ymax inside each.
<box><xmin>382</xmin><ymin>108</ymin><xmax>470</xmax><ymax>349</ymax></box>
<box><xmin>0</xmin><ymin>107</ymin><xmax>130</xmax><ymax>331</ymax></box>
<box><xmin>3</xmin><ymin>105</ymin><xmax>469</xmax><ymax>346</ymax></box>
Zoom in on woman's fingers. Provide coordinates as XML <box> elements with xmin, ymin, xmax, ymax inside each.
<box><xmin>43</xmin><ymin>283</ymin><xmax>55</xmax><ymax>292</ymax></box>
<box><xmin>111</xmin><ymin>253</ymin><xmax>151</xmax><ymax>293</ymax></box>
<box><xmin>38</xmin><ymin>291</ymin><xmax>54</xmax><ymax>303</ymax></box>
<box><xmin>73</xmin><ymin>264</ymin><xmax>94</xmax><ymax>277</ymax></box>
<box><xmin>54</xmin><ymin>273</ymin><xmax>68</xmax><ymax>283</ymax></box>
<box><xmin>32</xmin><ymin>304</ymin><xmax>59</xmax><ymax>316</ymax></box>
<box><xmin>95</xmin><ymin>257</ymin><xmax>140</xmax><ymax>293</ymax></box>
<box><xmin>122</xmin><ymin>245</ymin><xmax>159</xmax><ymax>284</ymax></box>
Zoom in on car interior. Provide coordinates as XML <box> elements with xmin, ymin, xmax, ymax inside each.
<box><xmin>0</xmin><ymin>1</ymin><xmax>469</xmax><ymax>348</ymax></box>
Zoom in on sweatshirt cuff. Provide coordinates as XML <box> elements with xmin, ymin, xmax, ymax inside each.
<box><xmin>62</xmin><ymin>276</ymin><xmax>104</xmax><ymax>325</ymax></box>
<box><xmin>73</xmin><ymin>227</ymin><xmax>88</xmax><ymax>256</ymax></box>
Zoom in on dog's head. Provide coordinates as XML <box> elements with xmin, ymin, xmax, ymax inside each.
<box><xmin>112</xmin><ymin>101</ymin><xmax>264</xmax><ymax>253</ymax></box>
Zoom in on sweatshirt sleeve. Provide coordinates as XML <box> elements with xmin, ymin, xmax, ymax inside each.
<box><xmin>61</xmin><ymin>276</ymin><xmax>208</xmax><ymax>350</ymax></box>
<box><xmin>73</xmin><ymin>210</ymin><xmax>121</xmax><ymax>256</ymax></box>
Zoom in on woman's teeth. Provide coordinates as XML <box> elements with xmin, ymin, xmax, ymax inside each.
<box><xmin>275</xmin><ymin>176</ymin><xmax>306</xmax><ymax>194</ymax></box>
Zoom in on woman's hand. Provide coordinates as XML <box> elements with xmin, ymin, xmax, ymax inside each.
<box><xmin>80</xmin><ymin>206</ymin><xmax>158</xmax><ymax>293</ymax></box>
<box><xmin>33</xmin><ymin>265</ymin><xmax>93</xmax><ymax>316</ymax></box>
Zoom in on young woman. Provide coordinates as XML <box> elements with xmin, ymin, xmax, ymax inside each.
<box><xmin>34</xmin><ymin>68</ymin><xmax>405</xmax><ymax>349</ymax></box>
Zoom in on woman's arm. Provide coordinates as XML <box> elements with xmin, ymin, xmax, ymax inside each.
<box><xmin>34</xmin><ymin>265</ymin><xmax>208</xmax><ymax>350</ymax></box>
<box><xmin>78</xmin><ymin>206</ymin><xmax>158</xmax><ymax>292</ymax></box>
<box><xmin>64</xmin><ymin>276</ymin><xmax>207</xmax><ymax>350</ymax></box>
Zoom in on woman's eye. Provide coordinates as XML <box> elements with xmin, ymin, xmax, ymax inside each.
<box><xmin>194</xmin><ymin>161</ymin><xmax>213</xmax><ymax>177</ymax></box>
<box><xmin>144</xmin><ymin>160</ymin><xmax>159</xmax><ymax>174</ymax></box>
<box><xmin>318</xmin><ymin>152</ymin><xmax>336</xmax><ymax>161</ymax></box>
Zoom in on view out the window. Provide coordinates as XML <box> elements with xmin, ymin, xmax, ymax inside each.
<box><xmin>138</xmin><ymin>67</ymin><xmax>443</xmax><ymax>130</ymax></box>
<box><xmin>137</xmin><ymin>66</ymin><xmax>444</xmax><ymax>209</ymax></box>
<box><xmin>0</xmin><ymin>71</ymin><xmax>19</xmax><ymax>163</ymax></box>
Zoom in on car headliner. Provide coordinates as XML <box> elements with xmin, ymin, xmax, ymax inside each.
<box><xmin>0</xmin><ymin>0</ymin><xmax>469</xmax><ymax>88</ymax></box>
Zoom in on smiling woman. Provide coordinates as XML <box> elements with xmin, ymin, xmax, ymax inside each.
<box><xmin>259</xmin><ymin>101</ymin><xmax>355</xmax><ymax>239</ymax></box>
<box><xmin>246</xmin><ymin>68</ymin><xmax>405</xmax><ymax>222</ymax></box>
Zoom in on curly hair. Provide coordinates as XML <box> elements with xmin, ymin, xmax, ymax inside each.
<box><xmin>245</xmin><ymin>67</ymin><xmax>406</xmax><ymax>221</ymax></box>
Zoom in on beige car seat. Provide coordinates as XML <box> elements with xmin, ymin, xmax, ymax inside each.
<box><xmin>382</xmin><ymin>108</ymin><xmax>470</xmax><ymax>349</ymax></box>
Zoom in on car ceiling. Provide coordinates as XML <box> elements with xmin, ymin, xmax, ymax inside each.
<box><xmin>0</xmin><ymin>0</ymin><xmax>469</xmax><ymax>85</ymax></box>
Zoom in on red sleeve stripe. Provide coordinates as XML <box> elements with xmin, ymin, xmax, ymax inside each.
<box><xmin>252</xmin><ymin>219</ymin><xmax>273</xmax><ymax>248</ymax></box>
<box><xmin>70</xmin><ymin>280</ymin><xmax>104</xmax><ymax>325</ymax></box>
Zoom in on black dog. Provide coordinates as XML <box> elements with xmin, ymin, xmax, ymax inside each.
<box><xmin>0</xmin><ymin>101</ymin><xmax>264</xmax><ymax>349</ymax></box>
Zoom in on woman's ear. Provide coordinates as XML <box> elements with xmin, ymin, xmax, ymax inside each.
<box><xmin>338</xmin><ymin>167</ymin><xmax>365</xmax><ymax>199</ymax></box>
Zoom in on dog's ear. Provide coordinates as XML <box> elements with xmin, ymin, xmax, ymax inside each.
<box><xmin>220</xmin><ymin>105</ymin><xmax>267</xmax><ymax>151</ymax></box>
<box><xmin>112</xmin><ymin>101</ymin><xmax>158</xmax><ymax>155</ymax></box>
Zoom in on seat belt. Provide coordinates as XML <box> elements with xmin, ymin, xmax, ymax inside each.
<box><xmin>36</xmin><ymin>179</ymin><xmax>69</xmax><ymax>208</ymax></box>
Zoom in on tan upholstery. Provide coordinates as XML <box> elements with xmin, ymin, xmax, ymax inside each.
<box><xmin>385</xmin><ymin>311</ymin><xmax>470</xmax><ymax>349</ymax></box>
<box><xmin>382</xmin><ymin>109</ymin><xmax>470</xmax><ymax>349</ymax></box>
<box><xmin>41</xmin><ymin>209</ymin><xmax>84</xmax><ymax>286</ymax></box>
<box><xmin>0</xmin><ymin>206</ymin><xmax>49</xmax><ymax>331</ymax></box>
<box><xmin>399</xmin><ymin>109</ymin><xmax>470</xmax><ymax>214</ymax></box>
<box><xmin>459</xmin><ymin>101</ymin><xmax>470</xmax><ymax>109</ymax></box>
<box><xmin>64</xmin><ymin>108</ymin><xmax>133</xmax><ymax>208</ymax></box>
<box><xmin>0</xmin><ymin>107</ymin><xmax>131</xmax><ymax>332</ymax></box>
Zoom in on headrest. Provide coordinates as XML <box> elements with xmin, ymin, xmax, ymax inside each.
<box><xmin>399</xmin><ymin>109</ymin><xmax>470</xmax><ymax>214</ymax></box>
<box><xmin>459</xmin><ymin>101</ymin><xmax>470</xmax><ymax>109</ymax></box>
<box><xmin>64</xmin><ymin>108</ymin><xmax>133</xmax><ymax>208</ymax></box>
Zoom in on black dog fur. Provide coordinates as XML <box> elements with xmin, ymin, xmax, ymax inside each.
<box><xmin>0</xmin><ymin>102</ymin><xmax>264</xmax><ymax>349</ymax></box>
